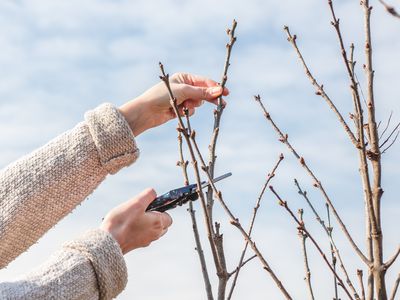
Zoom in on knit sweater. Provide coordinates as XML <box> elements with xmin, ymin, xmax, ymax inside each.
<box><xmin>0</xmin><ymin>103</ymin><xmax>140</xmax><ymax>299</ymax></box>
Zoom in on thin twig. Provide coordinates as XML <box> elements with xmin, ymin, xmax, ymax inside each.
<box><xmin>358</xmin><ymin>270</ymin><xmax>366</xmax><ymax>300</ymax></box>
<box><xmin>283</xmin><ymin>25</ymin><xmax>358</xmax><ymax>147</ymax></box>
<box><xmin>295</xmin><ymin>179</ymin><xmax>361</xmax><ymax>299</ymax></box>
<box><xmin>177</xmin><ymin>125</ymin><xmax>214</xmax><ymax>299</ymax></box>
<box><xmin>389</xmin><ymin>273</ymin><xmax>400</xmax><ymax>300</ymax></box>
<box><xmin>159</xmin><ymin>63</ymin><xmax>222</xmax><ymax>286</ymax></box>
<box><xmin>379</xmin><ymin>111</ymin><xmax>393</xmax><ymax>140</ymax></box>
<box><xmin>298</xmin><ymin>209</ymin><xmax>315</xmax><ymax>300</ymax></box>
<box><xmin>228</xmin><ymin>255</ymin><xmax>257</xmax><ymax>278</ymax></box>
<box><xmin>327</xmin><ymin>203</ymin><xmax>340</xmax><ymax>300</ymax></box>
<box><xmin>207</xmin><ymin>19</ymin><xmax>237</xmax><ymax>228</ymax></box>
<box><xmin>384</xmin><ymin>246</ymin><xmax>400</xmax><ymax>270</ymax></box>
<box><xmin>189</xmin><ymin>132</ymin><xmax>293</xmax><ymax>299</ymax></box>
<box><xmin>379</xmin><ymin>0</ymin><xmax>400</xmax><ymax>19</ymax></box>
<box><xmin>382</xmin><ymin>130</ymin><xmax>400</xmax><ymax>154</ymax></box>
<box><xmin>380</xmin><ymin>122</ymin><xmax>400</xmax><ymax>149</ymax></box>
<box><xmin>255</xmin><ymin>95</ymin><xmax>370</xmax><ymax>265</ymax></box>
<box><xmin>269</xmin><ymin>186</ymin><xmax>355</xmax><ymax>300</ymax></box>
<box><xmin>227</xmin><ymin>154</ymin><xmax>284</xmax><ymax>300</ymax></box>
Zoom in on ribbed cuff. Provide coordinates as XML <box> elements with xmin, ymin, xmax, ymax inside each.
<box><xmin>63</xmin><ymin>229</ymin><xmax>128</xmax><ymax>300</ymax></box>
<box><xmin>85</xmin><ymin>103</ymin><xmax>140</xmax><ymax>174</ymax></box>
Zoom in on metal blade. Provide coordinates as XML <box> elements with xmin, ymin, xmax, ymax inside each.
<box><xmin>201</xmin><ymin>172</ymin><xmax>232</xmax><ymax>189</ymax></box>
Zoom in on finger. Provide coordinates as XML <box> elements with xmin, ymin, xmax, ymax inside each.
<box><xmin>131</xmin><ymin>188</ymin><xmax>157</xmax><ymax>211</ymax></box>
<box><xmin>160</xmin><ymin>212</ymin><xmax>173</xmax><ymax>228</ymax></box>
<box><xmin>177</xmin><ymin>84</ymin><xmax>224</xmax><ymax>104</ymax></box>
<box><xmin>183</xmin><ymin>99</ymin><xmax>203</xmax><ymax>109</ymax></box>
<box><xmin>159</xmin><ymin>227</ymin><xmax>169</xmax><ymax>238</ymax></box>
<box><xmin>208</xmin><ymin>97</ymin><xmax>227</xmax><ymax>107</ymax></box>
<box><xmin>173</xmin><ymin>73</ymin><xmax>218</xmax><ymax>88</ymax></box>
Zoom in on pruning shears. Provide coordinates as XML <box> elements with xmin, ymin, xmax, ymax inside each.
<box><xmin>146</xmin><ymin>172</ymin><xmax>232</xmax><ymax>212</ymax></box>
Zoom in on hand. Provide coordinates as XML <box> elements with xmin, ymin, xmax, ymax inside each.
<box><xmin>100</xmin><ymin>188</ymin><xmax>173</xmax><ymax>255</ymax></box>
<box><xmin>119</xmin><ymin>73</ymin><xmax>229</xmax><ymax>136</ymax></box>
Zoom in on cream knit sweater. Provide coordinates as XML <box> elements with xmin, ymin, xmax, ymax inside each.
<box><xmin>0</xmin><ymin>103</ymin><xmax>140</xmax><ymax>299</ymax></box>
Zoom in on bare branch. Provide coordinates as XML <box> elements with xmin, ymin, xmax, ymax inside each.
<box><xmin>207</xmin><ymin>19</ymin><xmax>237</xmax><ymax>222</ymax></box>
<box><xmin>384</xmin><ymin>246</ymin><xmax>400</xmax><ymax>270</ymax></box>
<box><xmin>159</xmin><ymin>62</ymin><xmax>222</xmax><ymax>287</ymax></box>
<box><xmin>298</xmin><ymin>209</ymin><xmax>315</xmax><ymax>300</ymax></box>
<box><xmin>228</xmin><ymin>154</ymin><xmax>284</xmax><ymax>300</ymax></box>
<box><xmin>327</xmin><ymin>204</ymin><xmax>340</xmax><ymax>300</ymax></box>
<box><xmin>390</xmin><ymin>273</ymin><xmax>400</xmax><ymax>300</ymax></box>
<box><xmin>255</xmin><ymin>95</ymin><xmax>370</xmax><ymax>265</ymax></box>
<box><xmin>358</xmin><ymin>270</ymin><xmax>366</xmax><ymax>300</ymax></box>
<box><xmin>269</xmin><ymin>186</ymin><xmax>355</xmax><ymax>300</ymax></box>
<box><xmin>379</xmin><ymin>0</ymin><xmax>400</xmax><ymax>19</ymax></box>
<box><xmin>283</xmin><ymin>25</ymin><xmax>358</xmax><ymax>147</ymax></box>
<box><xmin>177</xmin><ymin>128</ymin><xmax>214</xmax><ymax>299</ymax></box>
<box><xmin>380</xmin><ymin>122</ymin><xmax>400</xmax><ymax>149</ymax></box>
<box><xmin>228</xmin><ymin>255</ymin><xmax>257</xmax><ymax>278</ymax></box>
<box><xmin>382</xmin><ymin>130</ymin><xmax>400</xmax><ymax>154</ymax></box>
<box><xmin>379</xmin><ymin>111</ymin><xmax>393</xmax><ymax>140</ymax></box>
<box><xmin>295</xmin><ymin>179</ymin><xmax>361</xmax><ymax>299</ymax></box>
<box><xmin>189</xmin><ymin>132</ymin><xmax>293</xmax><ymax>299</ymax></box>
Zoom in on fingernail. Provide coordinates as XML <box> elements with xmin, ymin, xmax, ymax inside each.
<box><xmin>209</xmin><ymin>86</ymin><xmax>223</xmax><ymax>96</ymax></box>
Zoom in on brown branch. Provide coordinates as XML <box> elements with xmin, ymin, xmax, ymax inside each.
<box><xmin>255</xmin><ymin>95</ymin><xmax>370</xmax><ymax>265</ymax></box>
<box><xmin>188</xmin><ymin>131</ymin><xmax>293</xmax><ymax>299</ymax></box>
<box><xmin>269</xmin><ymin>185</ymin><xmax>355</xmax><ymax>300</ymax></box>
<box><xmin>382</xmin><ymin>130</ymin><xmax>400</xmax><ymax>154</ymax></box>
<box><xmin>283</xmin><ymin>25</ymin><xmax>358</xmax><ymax>147</ymax></box>
<box><xmin>362</xmin><ymin>0</ymin><xmax>386</xmax><ymax>298</ymax></box>
<box><xmin>204</xmin><ymin>20</ymin><xmax>237</xmax><ymax>300</ymax></box>
<box><xmin>228</xmin><ymin>255</ymin><xmax>257</xmax><ymax>278</ymax></box>
<box><xmin>326</xmin><ymin>203</ymin><xmax>340</xmax><ymax>300</ymax></box>
<box><xmin>207</xmin><ymin>19</ymin><xmax>237</xmax><ymax>223</ymax></box>
<box><xmin>177</xmin><ymin>127</ymin><xmax>214</xmax><ymax>299</ymax></box>
<box><xmin>384</xmin><ymin>246</ymin><xmax>400</xmax><ymax>270</ymax></box>
<box><xmin>227</xmin><ymin>154</ymin><xmax>284</xmax><ymax>300</ymax></box>
<box><xmin>295</xmin><ymin>179</ymin><xmax>361</xmax><ymax>299</ymax></box>
<box><xmin>389</xmin><ymin>273</ymin><xmax>400</xmax><ymax>300</ymax></box>
<box><xmin>358</xmin><ymin>270</ymin><xmax>366</xmax><ymax>300</ymax></box>
<box><xmin>159</xmin><ymin>63</ymin><xmax>222</xmax><ymax>292</ymax></box>
<box><xmin>379</xmin><ymin>111</ymin><xmax>393</xmax><ymax>140</ymax></box>
<box><xmin>380</xmin><ymin>122</ymin><xmax>400</xmax><ymax>149</ymax></box>
<box><xmin>298</xmin><ymin>209</ymin><xmax>315</xmax><ymax>300</ymax></box>
<box><xmin>379</xmin><ymin>0</ymin><xmax>400</xmax><ymax>19</ymax></box>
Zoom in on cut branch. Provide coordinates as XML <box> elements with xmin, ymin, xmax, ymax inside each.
<box><xmin>358</xmin><ymin>270</ymin><xmax>366</xmax><ymax>300</ymax></box>
<box><xmin>255</xmin><ymin>94</ymin><xmax>370</xmax><ymax>265</ymax></box>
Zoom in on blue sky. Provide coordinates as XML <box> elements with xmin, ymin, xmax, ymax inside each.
<box><xmin>0</xmin><ymin>0</ymin><xmax>399</xmax><ymax>299</ymax></box>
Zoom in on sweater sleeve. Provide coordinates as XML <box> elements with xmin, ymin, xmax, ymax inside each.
<box><xmin>0</xmin><ymin>103</ymin><xmax>139</xmax><ymax>269</ymax></box>
<box><xmin>0</xmin><ymin>229</ymin><xmax>127</xmax><ymax>300</ymax></box>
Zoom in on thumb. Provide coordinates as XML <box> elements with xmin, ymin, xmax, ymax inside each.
<box><xmin>134</xmin><ymin>188</ymin><xmax>157</xmax><ymax>211</ymax></box>
<box><xmin>176</xmin><ymin>84</ymin><xmax>223</xmax><ymax>104</ymax></box>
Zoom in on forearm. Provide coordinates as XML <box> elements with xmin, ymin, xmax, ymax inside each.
<box><xmin>0</xmin><ymin>229</ymin><xmax>127</xmax><ymax>300</ymax></box>
<box><xmin>0</xmin><ymin>103</ymin><xmax>139</xmax><ymax>268</ymax></box>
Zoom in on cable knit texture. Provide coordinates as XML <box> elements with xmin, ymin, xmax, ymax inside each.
<box><xmin>0</xmin><ymin>103</ymin><xmax>139</xmax><ymax>299</ymax></box>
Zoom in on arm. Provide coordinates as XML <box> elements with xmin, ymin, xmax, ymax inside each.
<box><xmin>0</xmin><ymin>103</ymin><xmax>139</xmax><ymax>269</ymax></box>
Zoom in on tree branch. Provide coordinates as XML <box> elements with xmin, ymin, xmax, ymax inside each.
<box><xmin>159</xmin><ymin>63</ymin><xmax>222</xmax><ymax>288</ymax></box>
<box><xmin>228</xmin><ymin>255</ymin><xmax>257</xmax><ymax>278</ymax></box>
<box><xmin>228</xmin><ymin>154</ymin><xmax>284</xmax><ymax>300</ymax></box>
<box><xmin>298</xmin><ymin>209</ymin><xmax>315</xmax><ymax>300</ymax></box>
<box><xmin>389</xmin><ymin>273</ymin><xmax>400</xmax><ymax>300</ymax></box>
<box><xmin>358</xmin><ymin>269</ymin><xmax>366</xmax><ymax>300</ymax></box>
<box><xmin>384</xmin><ymin>246</ymin><xmax>400</xmax><ymax>270</ymax></box>
<box><xmin>379</xmin><ymin>0</ymin><xmax>400</xmax><ymax>19</ymax></box>
<box><xmin>295</xmin><ymin>179</ymin><xmax>361</xmax><ymax>299</ymax></box>
<box><xmin>269</xmin><ymin>185</ymin><xmax>355</xmax><ymax>300</ymax></box>
<box><xmin>255</xmin><ymin>94</ymin><xmax>370</xmax><ymax>265</ymax></box>
<box><xmin>283</xmin><ymin>25</ymin><xmax>358</xmax><ymax>147</ymax></box>
<box><xmin>177</xmin><ymin>126</ymin><xmax>214</xmax><ymax>300</ymax></box>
